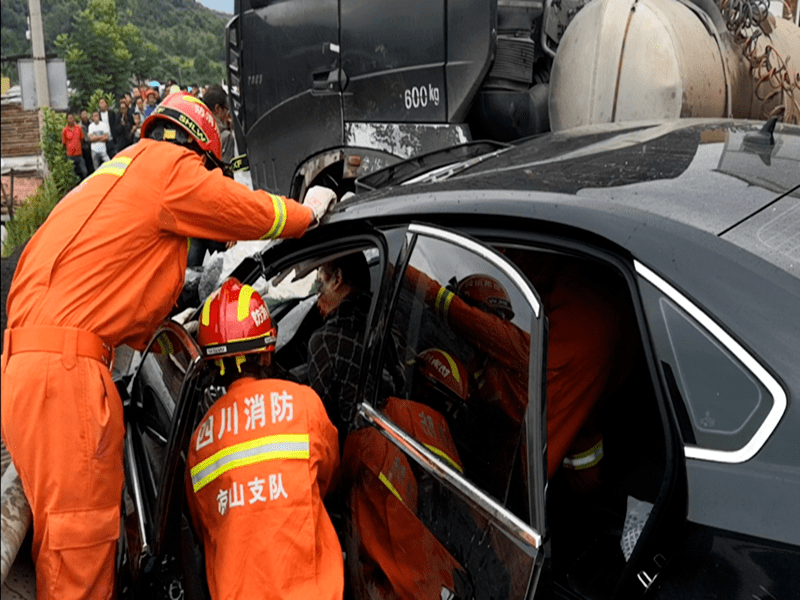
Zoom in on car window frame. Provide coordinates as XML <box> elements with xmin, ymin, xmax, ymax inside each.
<box><xmin>635</xmin><ymin>260</ymin><xmax>787</xmax><ymax>463</ymax></box>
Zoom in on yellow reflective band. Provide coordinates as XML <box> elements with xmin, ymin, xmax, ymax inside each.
<box><xmin>439</xmin><ymin>350</ymin><xmax>461</xmax><ymax>384</ymax></box>
<box><xmin>423</xmin><ymin>443</ymin><xmax>463</xmax><ymax>473</ymax></box>
<box><xmin>157</xmin><ymin>336</ymin><xmax>174</xmax><ymax>354</ymax></box>
<box><xmin>191</xmin><ymin>433</ymin><xmax>310</xmax><ymax>492</ymax></box>
<box><xmin>379</xmin><ymin>472</ymin><xmax>403</xmax><ymax>503</ymax></box>
<box><xmin>183</xmin><ymin>95</ymin><xmax>204</xmax><ymax>104</ymax></box>
<box><xmin>90</xmin><ymin>156</ymin><xmax>132</xmax><ymax>178</ymax></box>
<box><xmin>263</xmin><ymin>194</ymin><xmax>287</xmax><ymax>239</ymax></box>
<box><xmin>201</xmin><ymin>295</ymin><xmax>214</xmax><ymax>326</ymax></box>
<box><xmin>435</xmin><ymin>287</ymin><xmax>454</xmax><ymax>318</ymax></box>
<box><xmin>562</xmin><ymin>440</ymin><xmax>604</xmax><ymax>470</ymax></box>
<box><xmin>237</xmin><ymin>285</ymin><xmax>255</xmax><ymax>321</ymax></box>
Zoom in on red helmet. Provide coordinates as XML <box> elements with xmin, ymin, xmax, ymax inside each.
<box><xmin>411</xmin><ymin>348</ymin><xmax>470</xmax><ymax>407</ymax></box>
<box><xmin>197</xmin><ymin>278</ymin><xmax>276</xmax><ymax>359</ymax></box>
<box><xmin>458</xmin><ymin>274</ymin><xmax>514</xmax><ymax>320</ymax></box>
<box><xmin>141</xmin><ymin>92</ymin><xmax>222</xmax><ymax>163</ymax></box>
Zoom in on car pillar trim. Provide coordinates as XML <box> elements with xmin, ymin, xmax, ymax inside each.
<box><xmin>634</xmin><ymin>260</ymin><xmax>787</xmax><ymax>464</ymax></box>
<box><xmin>125</xmin><ymin>428</ymin><xmax>150</xmax><ymax>556</ymax></box>
<box><xmin>408</xmin><ymin>223</ymin><xmax>541</xmax><ymax>318</ymax></box>
<box><xmin>359</xmin><ymin>401</ymin><xmax>543</xmax><ymax>552</ymax></box>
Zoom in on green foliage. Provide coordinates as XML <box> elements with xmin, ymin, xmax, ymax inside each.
<box><xmin>3</xmin><ymin>0</ymin><xmax>227</xmax><ymax>89</ymax></box>
<box><xmin>86</xmin><ymin>89</ymin><xmax>117</xmax><ymax>113</ymax></box>
<box><xmin>1</xmin><ymin>177</ymin><xmax>61</xmax><ymax>258</ymax></box>
<box><xmin>1</xmin><ymin>108</ymin><xmax>78</xmax><ymax>258</ymax></box>
<box><xmin>56</xmin><ymin>0</ymin><xmax>134</xmax><ymax>108</ymax></box>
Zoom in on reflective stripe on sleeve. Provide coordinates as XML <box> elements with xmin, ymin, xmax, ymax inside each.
<box><xmin>562</xmin><ymin>440</ymin><xmax>604</xmax><ymax>470</ymax></box>
<box><xmin>435</xmin><ymin>287</ymin><xmax>455</xmax><ymax>319</ymax></box>
<box><xmin>262</xmin><ymin>194</ymin><xmax>287</xmax><ymax>239</ymax></box>
<box><xmin>89</xmin><ymin>156</ymin><xmax>132</xmax><ymax>178</ymax></box>
<box><xmin>190</xmin><ymin>433</ymin><xmax>310</xmax><ymax>492</ymax></box>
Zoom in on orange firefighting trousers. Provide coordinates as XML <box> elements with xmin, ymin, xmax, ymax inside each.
<box><xmin>1</xmin><ymin>328</ymin><xmax>123</xmax><ymax>600</ymax></box>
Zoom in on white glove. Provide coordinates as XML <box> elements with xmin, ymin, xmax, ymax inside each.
<box><xmin>302</xmin><ymin>186</ymin><xmax>337</xmax><ymax>228</ymax></box>
<box><xmin>171</xmin><ymin>307</ymin><xmax>199</xmax><ymax>334</ymax></box>
<box><xmin>171</xmin><ymin>307</ymin><xmax>195</xmax><ymax>325</ymax></box>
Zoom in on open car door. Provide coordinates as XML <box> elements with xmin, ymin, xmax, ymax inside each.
<box><xmin>121</xmin><ymin>322</ymin><xmax>207</xmax><ymax>598</ymax></box>
<box><xmin>344</xmin><ymin>223</ymin><xmax>548</xmax><ymax>599</ymax></box>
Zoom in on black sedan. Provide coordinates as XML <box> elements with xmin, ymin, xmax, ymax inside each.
<box><xmin>116</xmin><ymin>117</ymin><xmax>800</xmax><ymax>600</ymax></box>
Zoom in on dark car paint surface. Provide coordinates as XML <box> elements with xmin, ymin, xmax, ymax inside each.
<box><xmin>120</xmin><ymin>119</ymin><xmax>800</xmax><ymax>600</ymax></box>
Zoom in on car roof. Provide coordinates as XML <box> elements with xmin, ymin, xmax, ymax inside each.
<box><xmin>337</xmin><ymin>118</ymin><xmax>800</xmax><ymax>277</ymax></box>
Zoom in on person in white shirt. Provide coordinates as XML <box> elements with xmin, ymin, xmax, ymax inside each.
<box><xmin>88</xmin><ymin>110</ymin><xmax>111</xmax><ymax>169</ymax></box>
<box><xmin>98</xmin><ymin>98</ymin><xmax>117</xmax><ymax>157</ymax></box>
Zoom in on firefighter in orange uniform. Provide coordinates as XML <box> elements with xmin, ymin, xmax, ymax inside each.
<box><xmin>0</xmin><ymin>93</ymin><xmax>337</xmax><ymax>600</ymax></box>
<box><xmin>406</xmin><ymin>263</ymin><xmax>632</xmax><ymax>484</ymax></box>
<box><xmin>342</xmin><ymin>348</ymin><xmax>471</xmax><ymax>600</ymax></box>
<box><xmin>187</xmin><ymin>278</ymin><xmax>343</xmax><ymax>600</ymax></box>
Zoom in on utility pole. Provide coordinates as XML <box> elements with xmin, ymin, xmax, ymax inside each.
<box><xmin>28</xmin><ymin>0</ymin><xmax>50</xmax><ymax>175</ymax></box>
<box><xmin>28</xmin><ymin>0</ymin><xmax>50</xmax><ymax>109</ymax></box>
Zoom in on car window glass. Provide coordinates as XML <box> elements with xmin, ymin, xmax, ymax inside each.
<box><xmin>377</xmin><ymin>234</ymin><xmax>535</xmax><ymax>512</ymax></box>
<box><xmin>257</xmin><ymin>244</ymin><xmax>380</xmax><ymax>437</ymax></box>
<box><xmin>342</xmin><ymin>423</ymin><xmax>537</xmax><ymax>600</ymax></box>
<box><xmin>640</xmin><ymin>281</ymin><xmax>774</xmax><ymax>453</ymax></box>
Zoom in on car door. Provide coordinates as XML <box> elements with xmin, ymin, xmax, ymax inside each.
<box><xmin>121</xmin><ymin>322</ymin><xmax>206</xmax><ymax>596</ymax></box>
<box><xmin>344</xmin><ymin>223</ymin><xmax>548</xmax><ymax>599</ymax></box>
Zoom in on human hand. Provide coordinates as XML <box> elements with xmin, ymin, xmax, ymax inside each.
<box><xmin>302</xmin><ymin>186</ymin><xmax>337</xmax><ymax>228</ymax></box>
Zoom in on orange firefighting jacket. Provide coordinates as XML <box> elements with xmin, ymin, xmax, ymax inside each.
<box><xmin>406</xmin><ymin>266</ymin><xmax>628</xmax><ymax>478</ymax></box>
<box><xmin>186</xmin><ymin>376</ymin><xmax>342</xmax><ymax>600</ymax></box>
<box><xmin>341</xmin><ymin>397</ymin><xmax>466</xmax><ymax>600</ymax></box>
<box><xmin>6</xmin><ymin>139</ymin><xmax>313</xmax><ymax>350</ymax></box>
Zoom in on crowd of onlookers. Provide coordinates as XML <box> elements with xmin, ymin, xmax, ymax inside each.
<box><xmin>61</xmin><ymin>80</ymin><xmax>232</xmax><ymax>184</ymax></box>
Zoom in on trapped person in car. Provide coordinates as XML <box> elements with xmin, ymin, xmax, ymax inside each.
<box><xmin>308</xmin><ymin>251</ymin><xmax>372</xmax><ymax>443</ymax></box>
<box><xmin>0</xmin><ymin>92</ymin><xmax>337</xmax><ymax>600</ymax></box>
<box><xmin>187</xmin><ymin>278</ymin><xmax>343</xmax><ymax>600</ymax></box>
<box><xmin>406</xmin><ymin>257</ymin><xmax>633</xmax><ymax>488</ymax></box>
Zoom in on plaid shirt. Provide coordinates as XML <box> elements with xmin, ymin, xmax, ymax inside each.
<box><xmin>308</xmin><ymin>291</ymin><xmax>371</xmax><ymax>437</ymax></box>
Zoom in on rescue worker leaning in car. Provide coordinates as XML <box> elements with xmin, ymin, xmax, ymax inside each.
<box><xmin>405</xmin><ymin>256</ymin><xmax>634</xmax><ymax>490</ymax></box>
<box><xmin>342</xmin><ymin>348</ymin><xmax>475</xmax><ymax>600</ymax></box>
<box><xmin>187</xmin><ymin>278</ymin><xmax>343</xmax><ymax>600</ymax></box>
<box><xmin>0</xmin><ymin>92</ymin><xmax>337</xmax><ymax>600</ymax></box>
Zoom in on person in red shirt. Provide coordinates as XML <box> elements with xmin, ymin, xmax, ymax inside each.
<box><xmin>1</xmin><ymin>92</ymin><xmax>337</xmax><ymax>600</ymax></box>
<box><xmin>61</xmin><ymin>112</ymin><xmax>87</xmax><ymax>181</ymax></box>
<box><xmin>187</xmin><ymin>278</ymin><xmax>343</xmax><ymax>600</ymax></box>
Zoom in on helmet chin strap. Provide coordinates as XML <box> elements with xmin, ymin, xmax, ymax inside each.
<box><xmin>204</xmin><ymin>150</ymin><xmax>233</xmax><ymax>178</ymax></box>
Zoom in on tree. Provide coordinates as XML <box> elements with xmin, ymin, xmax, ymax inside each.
<box><xmin>56</xmin><ymin>0</ymin><xmax>134</xmax><ymax>108</ymax></box>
